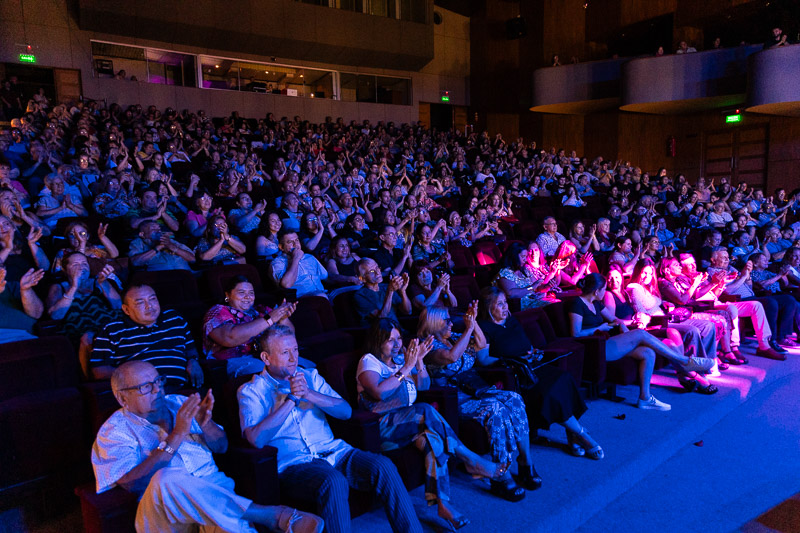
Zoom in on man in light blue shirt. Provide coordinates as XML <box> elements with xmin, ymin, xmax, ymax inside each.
<box><xmin>270</xmin><ymin>230</ymin><xmax>328</xmax><ymax>298</ymax></box>
<box><xmin>238</xmin><ymin>325</ymin><xmax>421</xmax><ymax>533</ymax></box>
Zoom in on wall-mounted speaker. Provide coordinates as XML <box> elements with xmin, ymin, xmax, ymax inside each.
<box><xmin>506</xmin><ymin>16</ymin><xmax>527</xmax><ymax>40</ymax></box>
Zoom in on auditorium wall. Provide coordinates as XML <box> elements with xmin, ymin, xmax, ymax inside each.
<box><xmin>0</xmin><ymin>0</ymin><xmax>470</xmax><ymax>127</ymax></box>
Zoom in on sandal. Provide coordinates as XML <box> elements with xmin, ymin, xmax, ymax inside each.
<box><xmin>731</xmin><ymin>348</ymin><xmax>749</xmax><ymax>364</ymax></box>
<box><xmin>490</xmin><ymin>477</ymin><xmax>526</xmax><ymax>502</ymax></box>
<box><xmin>463</xmin><ymin>458</ymin><xmax>506</xmax><ymax>480</ymax></box>
<box><xmin>440</xmin><ymin>512</ymin><xmax>470</xmax><ymax>531</ymax></box>
<box><xmin>574</xmin><ymin>427</ymin><xmax>604</xmax><ymax>460</ymax></box>
<box><xmin>566</xmin><ymin>431</ymin><xmax>586</xmax><ymax>457</ymax></box>
<box><xmin>678</xmin><ymin>373</ymin><xmax>698</xmax><ymax>392</ymax></box>
<box><xmin>695</xmin><ymin>383</ymin><xmax>718</xmax><ymax>395</ymax></box>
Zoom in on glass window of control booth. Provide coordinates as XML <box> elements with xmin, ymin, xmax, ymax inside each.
<box><xmin>91</xmin><ymin>42</ymin><xmax>195</xmax><ymax>86</ymax></box>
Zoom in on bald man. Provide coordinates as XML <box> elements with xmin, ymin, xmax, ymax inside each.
<box><xmin>353</xmin><ymin>258</ymin><xmax>411</xmax><ymax>326</ymax></box>
<box><xmin>91</xmin><ymin>361</ymin><xmax>322</xmax><ymax>533</ymax></box>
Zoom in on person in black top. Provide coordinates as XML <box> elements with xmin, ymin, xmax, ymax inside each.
<box><xmin>568</xmin><ymin>274</ymin><xmax>713</xmax><ymax>412</ymax></box>
<box><xmin>370</xmin><ymin>224</ymin><xmax>412</xmax><ymax>277</ymax></box>
<box><xmin>477</xmin><ymin>287</ymin><xmax>603</xmax><ymax>460</ymax></box>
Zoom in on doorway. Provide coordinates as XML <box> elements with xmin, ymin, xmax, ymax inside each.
<box><xmin>702</xmin><ymin>123</ymin><xmax>768</xmax><ymax>189</ymax></box>
<box><xmin>418</xmin><ymin>102</ymin><xmax>469</xmax><ymax>133</ymax></box>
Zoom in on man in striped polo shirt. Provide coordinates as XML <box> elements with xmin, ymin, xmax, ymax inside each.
<box><xmin>89</xmin><ymin>284</ymin><xmax>204</xmax><ymax>388</ymax></box>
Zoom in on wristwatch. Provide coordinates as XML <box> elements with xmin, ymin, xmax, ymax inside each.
<box><xmin>157</xmin><ymin>441</ymin><xmax>176</xmax><ymax>455</ymax></box>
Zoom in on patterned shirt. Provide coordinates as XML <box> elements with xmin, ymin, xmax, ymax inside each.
<box><xmin>237</xmin><ymin>369</ymin><xmax>352</xmax><ymax>473</ymax></box>
<box><xmin>706</xmin><ymin>266</ymin><xmax>755</xmax><ymax>298</ymax></box>
<box><xmin>202</xmin><ymin>304</ymin><xmax>272</xmax><ymax>360</ymax></box>
<box><xmin>535</xmin><ymin>231</ymin><xmax>567</xmax><ymax>257</ymax></box>
<box><xmin>92</xmin><ymin>394</ymin><xmax>221</xmax><ymax>495</ymax></box>
<box><xmin>90</xmin><ymin>309</ymin><xmax>197</xmax><ymax>387</ymax></box>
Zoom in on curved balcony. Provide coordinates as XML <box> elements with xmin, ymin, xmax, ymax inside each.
<box><xmin>746</xmin><ymin>44</ymin><xmax>800</xmax><ymax>117</ymax></box>
<box><xmin>619</xmin><ymin>45</ymin><xmax>762</xmax><ymax>114</ymax></box>
<box><xmin>530</xmin><ymin>58</ymin><xmax>627</xmax><ymax>114</ymax></box>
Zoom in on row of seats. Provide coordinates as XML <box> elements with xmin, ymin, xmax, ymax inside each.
<box><xmin>4</xmin><ymin>294</ymin><xmax>635</xmax><ymax>531</ymax></box>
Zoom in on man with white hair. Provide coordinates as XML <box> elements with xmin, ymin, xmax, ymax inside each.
<box><xmin>92</xmin><ymin>360</ymin><xmax>322</xmax><ymax>533</ymax></box>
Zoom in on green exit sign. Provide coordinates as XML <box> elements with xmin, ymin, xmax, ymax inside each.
<box><xmin>725</xmin><ymin>114</ymin><xmax>742</xmax><ymax>123</ymax></box>
<box><xmin>441</xmin><ymin>95</ymin><xmax>450</xmax><ymax>102</ymax></box>
<box><xmin>19</xmin><ymin>53</ymin><xmax>36</xmax><ymax>63</ymax></box>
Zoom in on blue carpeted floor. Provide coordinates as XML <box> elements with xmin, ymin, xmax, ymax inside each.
<box><xmin>352</xmin><ymin>342</ymin><xmax>800</xmax><ymax>533</ymax></box>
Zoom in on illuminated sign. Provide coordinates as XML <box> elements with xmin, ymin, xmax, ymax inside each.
<box><xmin>19</xmin><ymin>54</ymin><xmax>36</xmax><ymax>63</ymax></box>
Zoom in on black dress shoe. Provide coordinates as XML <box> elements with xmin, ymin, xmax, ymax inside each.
<box><xmin>514</xmin><ymin>464</ymin><xmax>543</xmax><ymax>491</ymax></box>
<box><xmin>769</xmin><ymin>340</ymin><xmax>788</xmax><ymax>354</ymax></box>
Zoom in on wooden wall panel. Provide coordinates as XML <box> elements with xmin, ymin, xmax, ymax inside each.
<box><xmin>534</xmin><ymin>114</ymin><xmax>584</xmax><ymax>154</ymax></box>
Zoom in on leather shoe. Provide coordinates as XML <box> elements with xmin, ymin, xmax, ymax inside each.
<box><xmin>769</xmin><ymin>340</ymin><xmax>788</xmax><ymax>354</ymax></box>
<box><xmin>756</xmin><ymin>347</ymin><xmax>787</xmax><ymax>361</ymax></box>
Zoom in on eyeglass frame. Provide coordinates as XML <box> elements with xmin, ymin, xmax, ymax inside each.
<box><xmin>119</xmin><ymin>375</ymin><xmax>167</xmax><ymax>395</ymax></box>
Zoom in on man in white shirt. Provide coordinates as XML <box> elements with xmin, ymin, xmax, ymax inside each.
<box><xmin>238</xmin><ymin>325</ymin><xmax>422</xmax><ymax>533</ymax></box>
<box><xmin>91</xmin><ymin>361</ymin><xmax>321</xmax><ymax>533</ymax></box>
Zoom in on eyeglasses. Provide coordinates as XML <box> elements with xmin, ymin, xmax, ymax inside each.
<box><xmin>445</xmin><ymin>318</ymin><xmax>453</xmax><ymax>325</ymax></box>
<box><xmin>364</xmin><ymin>268</ymin><xmax>380</xmax><ymax>276</ymax></box>
<box><xmin>120</xmin><ymin>375</ymin><xmax>166</xmax><ymax>395</ymax></box>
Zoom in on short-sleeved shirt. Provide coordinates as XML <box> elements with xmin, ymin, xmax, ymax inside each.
<box><xmin>706</xmin><ymin>266</ymin><xmax>755</xmax><ymax>298</ymax></box>
<box><xmin>90</xmin><ymin>309</ymin><xmax>197</xmax><ymax>387</ymax></box>
<box><xmin>535</xmin><ymin>232</ymin><xmax>567</xmax><ymax>257</ymax></box>
<box><xmin>353</xmin><ymin>284</ymin><xmax>401</xmax><ymax>325</ymax></box>
<box><xmin>91</xmin><ymin>394</ymin><xmax>221</xmax><ymax>495</ymax></box>
<box><xmin>568</xmin><ymin>297</ymin><xmax>606</xmax><ymax>330</ymax></box>
<box><xmin>202</xmin><ymin>304</ymin><xmax>271</xmax><ymax>360</ymax></box>
<box><xmin>370</xmin><ymin>246</ymin><xmax>405</xmax><ymax>274</ymax></box>
<box><xmin>237</xmin><ymin>369</ymin><xmax>352</xmax><ymax>473</ymax></box>
<box><xmin>128</xmin><ymin>238</ymin><xmax>192</xmax><ymax>271</ymax></box>
<box><xmin>269</xmin><ymin>253</ymin><xmax>328</xmax><ymax>298</ymax></box>
<box><xmin>356</xmin><ymin>353</ymin><xmax>417</xmax><ymax>405</ymax></box>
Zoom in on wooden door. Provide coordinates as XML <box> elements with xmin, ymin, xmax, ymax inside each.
<box><xmin>418</xmin><ymin>102</ymin><xmax>430</xmax><ymax>129</ymax></box>
<box><xmin>453</xmin><ymin>105</ymin><xmax>468</xmax><ymax>133</ymax></box>
<box><xmin>702</xmin><ymin>124</ymin><xmax>768</xmax><ymax>188</ymax></box>
<box><xmin>54</xmin><ymin>68</ymin><xmax>82</xmax><ymax>104</ymax></box>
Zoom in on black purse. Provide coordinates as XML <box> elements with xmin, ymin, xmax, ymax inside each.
<box><xmin>500</xmin><ymin>355</ymin><xmax>540</xmax><ymax>391</ymax></box>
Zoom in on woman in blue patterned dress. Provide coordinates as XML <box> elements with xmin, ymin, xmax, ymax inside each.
<box><xmin>418</xmin><ymin>304</ymin><xmax>542</xmax><ymax>501</ymax></box>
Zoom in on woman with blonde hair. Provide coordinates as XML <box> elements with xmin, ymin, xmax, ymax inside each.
<box><xmin>418</xmin><ymin>303</ymin><xmax>537</xmax><ymax>501</ymax></box>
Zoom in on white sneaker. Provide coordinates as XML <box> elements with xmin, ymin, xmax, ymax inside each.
<box><xmin>637</xmin><ymin>395</ymin><xmax>671</xmax><ymax>411</ymax></box>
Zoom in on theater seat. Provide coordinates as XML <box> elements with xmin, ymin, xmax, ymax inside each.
<box><xmin>202</xmin><ymin>263</ymin><xmax>277</xmax><ymax>307</ymax></box>
<box><xmin>316</xmin><ymin>351</ymin><xmax>460</xmax><ymax>492</ymax></box>
<box><xmin>512</xmin><ymin>308</ymin><xmax>585</xmax><ymax>386</ymax></box>
<box><xmin>75</xmin><ymin>377</ymin><xmax>280</xmax><ymax>533</ymax></box>
<box><xmin>0</xmin><ymin>337</ymin><xmax>87</xmax><ymax>503</ymax></box>
<box><xmin>129</xmin><ymin>270</ymin><xmax>204</xmax><ymax>321</ymax></box>
<box><xmin>292</xmin><ymin>296</ymin><xmax>355</xmax><ymax>363</ymax></box>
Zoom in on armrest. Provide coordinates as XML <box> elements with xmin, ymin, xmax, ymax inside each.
<box><xmin>215</xmin><ymin>445</ymin><xmax>279</xmax><ymax>505</ymax></box>
<box><xmin>569</xmin><ymin>334</ymin><xmax>607</xmax><ymax>384</ymax></box>
<box><xmin>476</xmin><ymin>367</ymin><xmax>516</xmax><ymax>391</ymax></box>
<box><xmin>417</xmin><ymin>386</ymin><xmax>459</xmax><ymax>433</ymax></box>
<box><xmin>328</xmin><ymin>410</ymin><xmax>383</xmax><ymax>453</ymax></box>
<box><xmin>688</xmin><ymin>301</ymin><xmax>716</xmax><ymax>312</ymax></box>
<box><xmin>720</xmin><ymin>293</ymin><xmax>741</xmax><ymax>302</ymax></box>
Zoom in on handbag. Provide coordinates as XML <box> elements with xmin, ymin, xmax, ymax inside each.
<box><xmin>499</xmin><ymin>355</ymin><xmax>540</xmax><ymax>391</ymax></box>
<box><xmin>453</xmin><ymin>368</ymin><xmax>493</xmax><ymax>398</ymax></box>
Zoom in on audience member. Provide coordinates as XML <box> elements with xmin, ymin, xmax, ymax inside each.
<box><xmin>237</xmin><ymin>326</ymin><xmax>423</xmax><ymax>533</ymax></box>
<box><xmin>92</xmin><ymin>361</ymin><xmax>322</xmax><ymax>533</ymax></box>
